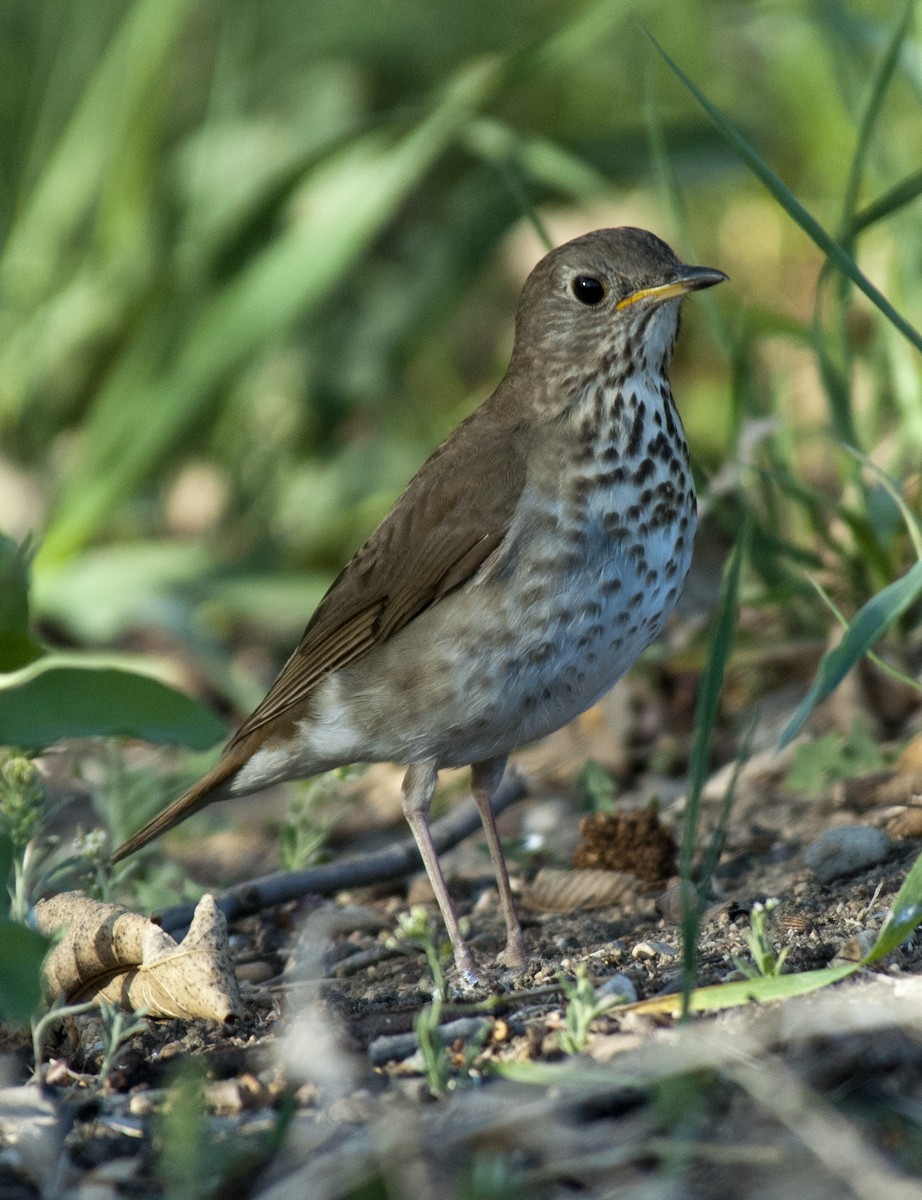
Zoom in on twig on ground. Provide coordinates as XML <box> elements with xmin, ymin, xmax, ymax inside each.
<box><xmin>155</xmin><ymin>770</ymin><xmax>527</xmax><ymax>936</ymax></box>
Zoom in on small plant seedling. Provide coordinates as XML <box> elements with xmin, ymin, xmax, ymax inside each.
<box><xmin>0</xmin><ymin>752</ymin><xmax>48</xmax><ymax>922</ymax></box>
<box><xmin>734</xmin><ymin>898</ymin><xmax>789</xmax><ymax>979</ymax></box>
<box><xmin>387</xmin><ymin>906</ymin><xmax>481</xmax><ymax>1095</ymax></box>
<box><xmin>0</xmin><ymin>752</ymin><xmax>101</xmax><ymax>926</ymax></box>
<box><xmin>31</xmin><ymin>998</ymin><xmax>97</xmax><ymax>1079</ymax></box>
<box><xmin>32</xmin><ymin>996</ymin><xmax>148</xmax><ymax>1084</ymax></box>
<box><xmin>96</xmin><ymin>1000</ymin><xmax>149</xmax><ymax>1087</ymax></box>
<box><xmin>280</xmin><ymin>778</ymin><xmax>334</xmax><ymax>872</ymax></box>
<box><xmin>557</xmin><ymin>964</ymin><xmax>630</xmax><ymax>1054</ymax></box>
<box><xmin>72</xmin><ymin>827</ymin><xmax>115</xmax><ymax>902</ymax></box>
<box><xmin>387</xmin><ymin>905</ymin><xmax>450</xmax><ymax>997</ymax></box>
<box><xmin>279</xmin><ymin>765</ymin><xmax>361</xmax><ymax>871</ymax></box>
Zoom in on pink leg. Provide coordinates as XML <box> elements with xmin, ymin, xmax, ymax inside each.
<box><xmin>471</xmin><ymin>756</ymin><xmax>526</xmax><ymax>970</ymax></box>
<box><xmin>402</xmin><ymin>760</ymin><xmax>480</xmax><ymax>985</ymax></box>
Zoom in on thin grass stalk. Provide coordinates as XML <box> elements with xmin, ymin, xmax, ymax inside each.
<box><xmin>645</xmin><ymin>31</ymin><xmax>922</xmax><ymax>355</ymax></box>
<box><xmin>680</xmin><ymin>518</ymin><xmax>749</xmax><ymax>1018</ymax></box>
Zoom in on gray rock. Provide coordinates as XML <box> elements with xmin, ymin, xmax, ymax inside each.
<box><xmin>804</xmin><ymin>826</ymin><xmax>892</xmax><ymax>884</ymax></box>
<box><xmin>597</xmin><ymin>973</ymin><xmax>638</xmax><ymax>1004</ymax></box>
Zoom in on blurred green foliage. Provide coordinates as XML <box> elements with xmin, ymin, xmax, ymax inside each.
<box><xmin>786</xmin><ymin>718</ymin><xmax>887</xmax><ymax>792</ymax></box>
<box><xmin>0</xmin><ymin>0</ymin><xmax>918</xmax><ymax>714</ymax></box>
<box><xmin>0</xmin><ymin>829</ymin><xmax>49</xmax><ymax>1023</ymax></box>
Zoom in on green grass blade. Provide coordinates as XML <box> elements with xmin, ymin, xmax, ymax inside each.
<box><xmin>531</xmin><ymin>0</ymin><xmax>645</xmax><ymax>71</ymax></box>
<box><xmin>643</xmin><ymin>69</ymin><xmax>731</xmax><ymax>356</ymax></box>
<box><xmin>697</xmin><ymin>715</ymin><xmax>757</xmax><ymax>890</ymax></box>
<box><xmin>680</xmin><ymin>518</ymin><xmax>750</xmax><ymax>1016</ymax></box>
<box><xmin>843</xmin><ymin>447</ymin><xmax>922</xmax><ymax>559</ymax></box>
<box><xmin>850</xmin><ymin>169</ymin><xmax>922</xmax><ymax>237</ymax></box>
<box><xmin>806</xmin><ymin>575</ymin><xmax>922</xmax><ymax>696</ymax></box>
<box><xmin>839</xmin><ymin>0</ymin><xmax>916</xmax><ymax>239</ymax></box>
<box><xmin>645</xmin><ymin>32</ymin><xmax>922</xmax><ymax>354</ymax></box>
<box><xmin>780</xmin><ymin>558</ymin><xmax>922</xmax><ymax>747</ymax></box>
<box><xmin>864</xmin><ymin>846</ymin><xmax>922</xmax><ymax>963</ymax></box>
<box><xmin>495</xmin><ymin>967</ymin><xmax>858</xmax><ymax>1044</ymax></box>
<box><xmin>644</xmin><ymin>965</ymin><xmax>859</xmax><ymax>1015</ymax></box>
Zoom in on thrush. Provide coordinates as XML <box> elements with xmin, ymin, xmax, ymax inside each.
<box><xmin>113</xmin><ymin>227</ymin><xmax>726</xmax><ymax>983</ymax></box>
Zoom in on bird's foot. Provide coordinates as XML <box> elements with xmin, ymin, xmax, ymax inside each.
<box><xmin>495</xmin><ymin>930</ymin><xmax>528</xmax><ymax>975</ymax></box>
<box><xmin>451</xmin><ymin>944</ymin><xmax>483</xmax><ymax>990</ymax></box>
<box><xmin>449</xmin><ymin>932</ymin><xmax>528</xmax><ymax>992</ymax></box>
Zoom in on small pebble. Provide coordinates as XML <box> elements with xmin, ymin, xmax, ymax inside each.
<box><xmin>597</xmin><ymin>973</ymin><xmax>638</xmax><ymax>1004</ymax></box>
<box><xmin>631</xmin><ymin>940</ymin><xmax>677</xmax><ymax>960</ymax></box>
<box><xmin>831</xmin><ymin>930</ymin><xmax>878</xmax><ymax>965</ymax></box>
<box><xmin>235</xmin><ymin>960</ymin><xmax>277</xmax><ymax>985</ymax></box>
<box><xmin>804</xmin><ymin>826</ymin><xmax>892</xmax><ymax>884</ymax></box>
<box><xmin>128</xmin><ymin>1091</ymin><xmax>164</xmax><ymax>1117</ymax></box>
<box><xmin>656</xmin><ymin>880</ymin><xmax>700</xmax><ymax>924</ymax></box>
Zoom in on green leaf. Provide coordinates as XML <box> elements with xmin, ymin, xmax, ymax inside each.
<box><xmin>0</xmin><ymin>918</ymin><xmax>48</xmax><ymax>1024</ymax></box>
<box><xmin>780</xmin><ymin>559</ymin><xmax>922</xmax><ymax>747</ymax></box>
<box><xmin>0</xmin><ymin>534</ymin><xmax>43</xmax><ymax>671</ymax></box>
<box><xmin>31</xmin><ymin>540</ymin><xmax>213</xmax><ymax>643</ymax></box>
<box><xmin>0</xmin><ymin>662</ymin><xmax>226</xmax><ymax>750</ymax></box>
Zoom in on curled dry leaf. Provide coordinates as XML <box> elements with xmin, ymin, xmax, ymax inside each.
<box><xmin>34</xmin><ymin>891</ymin><xmax>241</xmax><ymax>1022</ymax></box>
<box><xmin>884</xmin><ymin>807</ymin><xmax>922</xmax><ymax>840</ymax></box>
<box><xmin>521</xmin><ymin>867</ymin><xmax>635</xmax><ymax>913</ymax></box>
<box><xmin>834</xmin><ymin>771</ymin><xmax>922</xmax><ymax>813</ymax></box>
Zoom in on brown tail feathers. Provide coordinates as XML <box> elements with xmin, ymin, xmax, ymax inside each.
<box><xmin>111</xmin><ymin>752</ymin><xmax>241</xmax><ymax>863</ymax></box>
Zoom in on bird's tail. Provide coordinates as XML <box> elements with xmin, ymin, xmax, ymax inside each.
<box><xmin>111</xmin><ymin>753</ymin><xmax>241</xmax><ymax>864</ymax></box>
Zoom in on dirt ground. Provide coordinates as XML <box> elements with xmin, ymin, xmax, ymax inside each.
<box><xmin>4</xmin><ymin>645</ymin><xmax>922</xmax><ymax>1200</ymax></box>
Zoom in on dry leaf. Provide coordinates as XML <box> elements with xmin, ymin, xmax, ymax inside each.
<box><xmin>521</xmin><ymin>867</ymin><xmax>635</xmax><ymax>913</ymax></box>
<box><xmin>896</xmin><ymin>732</ymin><xmax>922</xmax><ymax>775</ymax></box>
<box><xmin>34</xmin><ymin>892</ymin><xmax>241</xmax><ymax>1022</ymax></box>
<box><xmin>884</xmin><ymin>808</ymin><xmax>922</xmax><ymax>840</ymax></box>
<box><xmin>834</xmin><ymin>771</ymin><xmax>922</xmax><ymax>813</ymax></box>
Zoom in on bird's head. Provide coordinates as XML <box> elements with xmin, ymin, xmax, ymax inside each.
<box><xmin>510</xmin><ymin>227</ymin><xmax>726</xmax><ymax>406</ymax></box>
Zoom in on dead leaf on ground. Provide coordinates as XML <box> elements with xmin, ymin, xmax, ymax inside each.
<box><xmin>835</xmin><ymin>770</ymin><xmax>922</xmax><ymax>813</ymax></box>
<box><xmin>34</xmin><ymin>892</ymin><xmax>241</xmax><ymax>1022</ymax></box>
<box><xmin>521</xmin><ymin>867</ymin><xmax>636</xmax><ymax>913</ymax></box>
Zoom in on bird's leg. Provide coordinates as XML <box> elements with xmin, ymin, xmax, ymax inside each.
<box><xmin>401</xmin><ymin>760</ymin><xmax>480</xmax><ymax>985</ymax></box>
<box><xmin>471</xmin><ymin>756</ymin><xmax>527</xmax><ymax>970</ymax></box>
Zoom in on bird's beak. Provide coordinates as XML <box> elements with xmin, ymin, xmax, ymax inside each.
<box><xmin>616</xmin><ymin>264</ymin><xmax>728</xmax><ymax>311</ymax></box>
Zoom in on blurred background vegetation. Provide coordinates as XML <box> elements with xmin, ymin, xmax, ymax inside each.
<box><xmin>0</xmin><ymin>0</ymin><xmax>919</xmax><ymax>726</ymax></box>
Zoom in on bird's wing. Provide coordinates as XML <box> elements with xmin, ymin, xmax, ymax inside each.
<box><xmin>227</xmin><ymin>415</ymin><xmax>528</xmax><ymax>747</ymax></box>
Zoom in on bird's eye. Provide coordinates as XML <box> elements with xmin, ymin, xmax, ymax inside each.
<box><xmin>571</xmin><ymin>275</ymin><xmax>606</xmax><ymax>306</ymax></box>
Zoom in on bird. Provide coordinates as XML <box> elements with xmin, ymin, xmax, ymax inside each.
<box><xmin>113</xmin><ymin>227</ymin><xmax>727</xmax><ymax>985</ymax></box>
